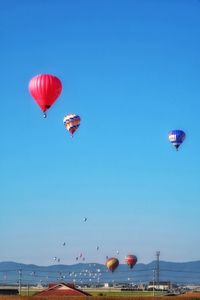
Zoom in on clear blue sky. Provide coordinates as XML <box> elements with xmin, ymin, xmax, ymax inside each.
<box><xmin>1</xmin><ymin>0</ymin><xmax>200</xmax><ymax>266</ymax></box>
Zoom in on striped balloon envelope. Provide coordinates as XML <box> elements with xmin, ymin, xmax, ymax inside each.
<box><xmin>125</xmin><ymin>254</ymin><xmax>137</xmax><ymax>269</ymax></box>
<box><xmin>63</xmin><ymin>114</ymin><xmax>81</xmax><ymax>136</ymax></box>
<box><xmin>168</xmin><ymin>130</ymin><xmax>186</xmax><ymax>151</ymax></box>
<box><xmin>105</xmin><ymin>257</ymin><xmax>119</xmax><ymax>273</ymax></box>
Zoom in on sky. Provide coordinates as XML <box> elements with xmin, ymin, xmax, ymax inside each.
<box><xmin>1</xmin><ymin>0</ymin><xmax>200</xmax><ymax>266</ymax></box>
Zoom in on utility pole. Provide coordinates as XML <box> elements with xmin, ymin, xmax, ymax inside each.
<box><xmin>18</xmin><ymin>269</ymin><xmax>22</xmax><ymax>295</ymax></box>
<box><xmin>156</xmin><ymin>251</ymin><xmax>160</xmax><ymax>290</ymax></box>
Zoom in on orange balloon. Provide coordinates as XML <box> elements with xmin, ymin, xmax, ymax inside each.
<box><xmin>105</xmin><ymin>257</ymin><xmax>119</xmax><ymax>272</ymax></box>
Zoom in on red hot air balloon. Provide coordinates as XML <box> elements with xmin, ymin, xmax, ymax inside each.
<box><xmin>125</xmin><ymin>254</ymin><xmax>137</xmax><ymax>269</ymax></box>
<box><xmin>105</xmin><ymin>257</ymin><xmax>119</xmax><ymax>273</ymax></box>
<box><xmin>29</xmin><ymin>74</ymin><xmax>62</xmax><ymax>117</ymax></box>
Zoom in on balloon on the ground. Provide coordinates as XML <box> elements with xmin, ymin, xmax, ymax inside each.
<box><xmin>29</xmin><ymin>74</ymin><xmax>62</xmax><ymax>117</ymax></box>
<box><xmin>125</xmin><ymin>254</ymin><xmax>137</xmax><ymax>269</ymax></box>
<box><xmin>63</xmin><ymin>114</ymin><xmax>81</xmax><ymax>136</ymax></box>
<box><xmin>105</xmin><ymin>257</ymin><xmax>119</xmax><ymax>272</ymax></box>
<box><xmin>168</xmin><ymin>130</ymin><xmax>186</xmax><ymax>150</ymax></box>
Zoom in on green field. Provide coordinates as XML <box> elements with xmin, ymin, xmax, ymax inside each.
<box><xmin>82</xmin><ymin>289</ymin><xmax>163</xmax><ymax>297</ymax></box>
<box><xmin>19</xmin><ymin>287</ymin><xmax>163</xmax><ymax>297</ymax></box>
<box><xmin>1</xmin><ymin>288</ymin><xmax>200</xmax><ymax>300</ymax></box>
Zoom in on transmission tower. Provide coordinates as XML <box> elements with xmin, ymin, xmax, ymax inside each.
<box><xmin>156</xmin><ymin>251</ymin><xmax>160</xmax><ymax>288</ymax></box>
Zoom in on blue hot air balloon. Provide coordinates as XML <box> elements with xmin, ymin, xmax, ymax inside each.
<box><xmin>168</xmin><ymin>130</ymin><xmax>186</xmax><ymax>151</ymax></box>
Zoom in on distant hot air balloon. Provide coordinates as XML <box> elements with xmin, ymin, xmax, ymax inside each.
<box><xmin>105</xmin><ymin>257</ymin><xmax>119</xmax><ymax>273</ymax></box>
<box><xmin>168</xmin><ymin>130</ymin><xmax>186</xmax><ymax>151</ymax></box>
<box><xmin>63</xmin><ymin>114</ymin><xmax>81</xmax><ymax>136</ymax></box>
<box><xmin>125</xmin><ymin>254</ymin><xmax>137</xmax><ymax>269</ymax></box>
<box><xmin>29</xmin><ymin>74</ymin><xmax>62</xmax><ymax>117</ymax></box>
<box><xmin>30</xmin><ymin>271</ymin><xmax>36</xmax><ymax>276</ymax></box>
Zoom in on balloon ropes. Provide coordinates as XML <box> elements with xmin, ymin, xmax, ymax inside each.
<box><xmin>168</xmin><ymin>130</ymin><xmax>186</xmax><ymax>151</ymax></box>
<box><xmin>29</xmin><ymin>74</ymin><xmax>62</xmax><ymax>118</ymax></box>
<box><xmin>63</xmin><ymin>114</ymin><xmax>81</xmax><ymax>137</ymax></box>
<box><xmin>125</xmin><ymin>254</ymin><xmax>137</xmax><ymax>269</ymax></box>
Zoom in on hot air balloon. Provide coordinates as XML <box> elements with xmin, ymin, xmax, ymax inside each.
<box><xmin>105</xmin><ymin>257</ymin><xmax>119</xmax><ymax>273</ymax></box>
<box><xmin>125</xmin><ymin>254</ymin><xmax>137</xmax><ymax>269</ymax></box>
<box><xmin>63</xmin><ymin>114</ymin><xmax>81</xmax><ymax>136</ymax></box>
<box><xmin>168</xmin><ymin>130</ymin><xmax>186</xmax><ymax>151</ymax></box>
<box><xmin>29</xmin><ymin>74</ymin><xmax>62</xmax><ymax>117</ymax></box>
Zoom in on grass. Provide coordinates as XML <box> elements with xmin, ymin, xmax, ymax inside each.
<box><xmin>83</xmin><ymin>289</ymin><xmax>163</xmax><ymax>297</ymax></box>
<box><xmin>1</xmin><ymin>296</ymin><xmax>200</xmax><ymax>300</ymax></box>
<box><xmin>3</xmin><ymin>287</ymin><xmax>200</xmax><ymax>300</ymax></box>
<box><xmin>20</xmin><ymin>287</ymin><xmax>163</xmax><ymax>297</ymax></box>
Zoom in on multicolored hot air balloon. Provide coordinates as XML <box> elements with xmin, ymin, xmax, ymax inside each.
<box><xmin>105</xmin><ymin>257</ymin><xmax>119</xmax><ymax>273</ymax></box>
<box><xmin>63</xmin><ymin>114</ymin><xmax>81</xmax><ymax>136</ymax></box>
<box><xmin>125</xmin><ymin>254</ymin><xmax>137</xmax><ymax>269</ymax></box>
<box><xmin>168</xmin><ymin>130</ymin><xmax>186</xmax><ymax>151</ymax></box>
<box><xmin>29</xmin><ymin>74</ymin><xmax>62</xmax><ymax>117</ymax></box>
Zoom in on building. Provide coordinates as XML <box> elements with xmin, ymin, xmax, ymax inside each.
<box><xmin>147</xmin><ymin>281</ymin><xmax>171</xmax><ymax>291</ymax></box>
<box><xmin>34</xmin><ymin>283</ymin><xmax>90</xmax><ymax>297</ymax></box>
